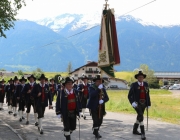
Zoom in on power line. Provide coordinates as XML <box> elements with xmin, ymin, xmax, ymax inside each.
<box><xmin>121</xmin><ymin>0</ymin><xmax>156</xmax><ymax>16</ymax></box>
<box><xmin>67</xmin><ymin>25</ymin><xmax>99</xmax><ymax>38</ymax></box>
<box><xmin>0</xmin><ymin>0</ymin><xmax>157</xmax><ymax>55</ymax></box>
<box><xmin>68</xmin><ymin>0</ymin><xmax>156</xmax><ymax>39</ymax></box>
<box><xmin>39</xmin><ymin>0</ymin><xmax>157</xmax><ymax>47</ymax></box>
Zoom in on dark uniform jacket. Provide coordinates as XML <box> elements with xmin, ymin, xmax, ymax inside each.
<box><xmin>0</xmin><ymin>84</ymin><xmax>6</xmax><ymax>95</ymax></box>
<box><xmin>128</xmin><ymin>82</ymin><xmax>151</xmax><ymax>106</ymax></box>
<box><xmin>32</xmin><ymin>84</ymin><xmax>52</xmax><ymax>107</ymax></box>
<box><xmin>87</xmin><ymin>84</ymin><xmax>109</xmax><ymax>111</ymax></box>
<box><xmin>77</xmin><ymin>83</ymin><xmax>91</xmax><ymax>99</ymax></box>
<box><xmin>23</xmin><ymin>82</ymin><xmax>37</xmax><ymax>103</ymax></box>
<box><xmin>5</xmin><ymin>84</ymin><xmax>9</xmax><ymax>101</ymax></box>
<box><xmin>56</xmin><ymin>89</ymin><xmax>82</xmax><ymax>118</ymax></box>
<box><xmin>9</xmin><ymin>84</ymin><xmax>18</xmax><ymax>99</ymax></box>
<box><xmin>0</xmin><ymin>84</ymin><xmax>6</xmax><ymax>103</ymax></box>
<box><xmin>0</xmin><ymin>84</ymin><xmax>6</xmax><ymax>96</ymax></box>
<box><xmin>49</xmin><ymin>83</ymin><xmax>57</xmax><ymax>94</ymax></box>
<box><xmin>16</xmin><ymin>84</ymin><xmax>26</xmax><ymax>100</ymax></box>
<box><xmin>73</xmin><ymin>84</ymin><xmax>78</xmax><ymax>90</ymax></box>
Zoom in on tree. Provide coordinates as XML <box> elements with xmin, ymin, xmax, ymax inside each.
<box><xmin>133</xmin><ymin>64</ymin><xmax>156</xmax><ymax>83</ymax></box>
<box><xmin>0</xmin><ymin>0</ymin><xmax>26</xmax><ymax>38</ymax></box>
<box><xmin>132</xmin><ymin>64</ymin><xmax>159</xmax><ymax>88</ymax></box>
<box><xmin>67</xmin><ymin>62</ymin><xmax>73</xmax><ymax>75</ymax></box>
<box><xmin>32</xmin><ymin>68</ymin><xmax>44</xmax><ymax>79</ymax></box>
<box><xmin>159</xmin><ymin>80</ymin><xmax>164</xmax><ymax>87</ymax></box>
<box><xmin>0</xmin><ymin>68</ymin><xmax>6</xmax><ymax>71</ymax></box>
<box><xmin>17</xmin><ymin>70</ymin><xmax>23</xmax><ymax>76</ymax></box>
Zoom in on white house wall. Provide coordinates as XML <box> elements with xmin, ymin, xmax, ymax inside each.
<box><xmin>108</xmin><ymin>79</ymin><xmax>127</xmax><ymax>89</ymax></box>
<box><xmin>70</xmin><ymin>65</ymin><xmax>128</xmax><ymax>89</ymax></box>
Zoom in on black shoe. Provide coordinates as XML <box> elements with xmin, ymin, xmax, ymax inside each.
<box><xmin>10</xmin><ymin>111</ymin><xmax>13</xmax><ymax>113</ymax></box>
<box><xmin>35</xmin><ymin>122</ymin><xmax>38</xmax><ymax>126</ymax></box>
<box><xmin>141</xmin><ymin>134</ymin><xmax>146</xmax><ymax>140</ymax></box>
<box><xmin>26</xmin><ymin>121</ymin><xmax>29</xmax><ymax>125</ymax></box>
<box><xmin>93</xmin><ymin>129</ymin><xmax>101</xmax><ymax>139</ymax></box>
<box><xmin>133</xmin><ymin>123</ymin><xmax>141</xmax><ymax>135</ymax></box>
<box><xmin>93</xmin><ymin>131</ymin><xmax>102</xmax><ymax>138</ymax></box>
<box><xmin>0</xmin><ymin>108</ymin><xmax>2</xmax><ymax>110</ymax></box>
<box><xmin>140</xmin><ymin>125</ymin><xmax>146</xmax><ymax>140</ymax></box>
<box><xmin>19</xmin><ymin>118</ymin><xmax>22</xmax><ymax>122</ymax></box>
<box><xmin>98</xmin><ymin>133</ymin><xmax>102</xmax><ymax>138</ymax></box>
<box><xmin>13</xmin><ymin>113</ymin><xmax>17</xmax><ymax>117</ymax></box>
<box><xmin>40</xmin><ymin>128</ymin><xmax>43</xmax><ymax>134</ymax></box>
<box><xmin>65</xmin><ymin>135</ymin><xmax>71</xmax><ymax>140</ymax></box>
<box><xmin>8</xmin><ymin>111</ymin><xmax>11</xmax><ymax>114</ymax></box>
<box><xmin>133</xmin><ymin>130</ymin><xmax>141</xmax><ymax>135</ymax></box>
<box><xmin>22</xmin><ymin>116</ymin><xmax>25</xmax><ymax>120</ymax></box>
<box><xmin>83</xmin><ymin>116</ymin><xmax>86</xmax><ymax>120</ymax></box>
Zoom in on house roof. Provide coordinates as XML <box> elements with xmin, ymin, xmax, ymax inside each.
<box><xmin>69</xmin><ymin>61</ymin><xmax>98</xmax><ymax>74</ymax></box>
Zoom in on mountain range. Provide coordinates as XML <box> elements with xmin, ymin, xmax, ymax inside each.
<box><xmin>0</xmin><ymin>14</ymin><xmax>180</xmax><ymax>72</ymax></box>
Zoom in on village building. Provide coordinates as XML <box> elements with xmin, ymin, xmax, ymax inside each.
<box><xmin>69</xmin><ymin>61</ymin><xmax>128</xmax><ymax>89</ymax></box>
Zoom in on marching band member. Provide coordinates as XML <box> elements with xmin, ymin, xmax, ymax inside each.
<box><xmin>56</xmin><ymin>77</ymin><xmax>81</xmax><ymax>140</ymax></box>
<box><xmin>128</xmin><ymin>71</ymin><xmax>151</xmax><ymax>140</ymax></box>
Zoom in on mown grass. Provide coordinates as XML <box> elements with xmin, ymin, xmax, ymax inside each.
<box><xmin>115</xmin><ymin>71</ymin><xmax>134</xmax><ymax>81</ymax></box>
<box><xmin>106</xmin><ymin>89</ymin><xmax>180</xmax><ymax>124</ymax></box>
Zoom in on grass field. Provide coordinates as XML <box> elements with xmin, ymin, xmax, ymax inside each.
<box><xmin>115</xmin><ymin>71</ymin><xmax>134</xmax><ymax>82</ymax></box>
<box><xmin>53</xmin><ymin>89</ymin><xmax>180</xmax><ymax>124</ymax></box>
<box><xmin>105</xmin><ymin>89</ymin><xmax>180</xmax><ymax>124</ymax></box>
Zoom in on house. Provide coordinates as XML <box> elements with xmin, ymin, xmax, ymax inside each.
<box><xmin>108</xmin><ymin>78</ymin><xmax>128</xmax><ymax>89</ymax></box>
<box><xmin>69</xmin><ymin>61</ymin><xmax>100</xmax><ymax>79</ymax></box>
<box><xmin>0</xmin><ymin>71</ymin><xmax>15</xmax><ymax>77</ymax></box>
<box><xmin>154</xmin><ymin>72</ymin><xmax>180</xmax><ymax>84</ymax></box>
<box><xmin>69</xmin><ymin>61</ymin><xmax>128</xmax><ymax>89</ymax></box>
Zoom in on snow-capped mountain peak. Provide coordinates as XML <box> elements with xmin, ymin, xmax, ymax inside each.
<box><xmin>35</xmin><ymin>14</ymin><xmax>180</xmax><ymax>34</ymax></box>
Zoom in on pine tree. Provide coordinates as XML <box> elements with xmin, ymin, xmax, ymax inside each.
<box><xmin>67</xmin><ymin>62</ymin><xmax>73</xmax><ymax>75</ymax></box>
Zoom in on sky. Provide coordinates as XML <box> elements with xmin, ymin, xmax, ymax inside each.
<box><xmin>16</xmin><ymin>0</ymin><xmax>180</xmax><ymax>26</ymax></box>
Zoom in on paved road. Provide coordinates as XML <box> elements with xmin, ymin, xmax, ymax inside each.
<box><xmin>0</xmin><ymin>119</ymin><xmax>22</xmax><ymax>140</ymax></box>
<box><xmin>0</xmin><ymin>102</ymin><xmax>180</xmax><ymax>140</ymax></box>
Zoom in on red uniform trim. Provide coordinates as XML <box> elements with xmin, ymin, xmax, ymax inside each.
<box><xmin>140</xmin><ymin>86</ymin><xmax>146</xmax><ymax>99</ymax></box>
<box><xmin>1</xmin><ymin>85</ymin><xmax>5</xmax><ymax>93</ymax></box>
<box><xmin>83</xmin><ymin>85</ymin><xmax>88</xmax><ymax>95</ymax></box>
<box><xmin>41</xmin><ymin>87</ymin><xmax>45</xmax><ymax>102</ymax></box>
<box><xmin>68</xmin><ymin>93</ymin><xmax>76</xmax><ymax>111</ymax></box>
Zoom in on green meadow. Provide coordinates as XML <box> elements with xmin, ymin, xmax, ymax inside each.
<box><xmin>106</xmin><ymin>89</ymin><xmax>180</xmax><ymax>124</ymax></box>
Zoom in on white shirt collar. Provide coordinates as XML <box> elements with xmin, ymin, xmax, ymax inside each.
<box><xmin>83</xmin><ymin>82</ymin><xmax>87</xmax><ymax>86</ymax></box>
<box><xmin>65</xmin><ymin>88</ymin><xmax>73</xmax><ymax>94</ymax></box>
<box><xmin>138</xmin><ymin>81</ymin><xmax>144</xmax><ymax>86</ymax></box>
<box><xmin>30</xmin><ymin>82</ymin><xmax>35</xmax><ymax>86</ymax></box>
<box><xmin>40</xmin><ymin>83</ymin><xmax>45</xmax><ymax>87</ymax></box>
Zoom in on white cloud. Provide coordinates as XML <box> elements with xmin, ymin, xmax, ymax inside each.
<box><xmin>16</xmin><ymin>0</ymin><xmax>180</xmax><ymax>25</ymax></box>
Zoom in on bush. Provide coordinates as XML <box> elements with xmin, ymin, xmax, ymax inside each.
<box><xmin>149</xmin><ymin>82</ymin><xmax>160</xmax><ymax>89</ymax></box>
